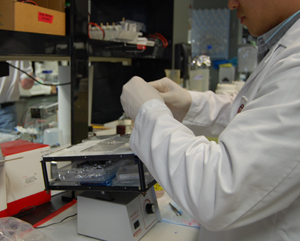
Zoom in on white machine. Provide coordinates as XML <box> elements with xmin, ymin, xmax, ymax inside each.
<box><xmin>41</xmin><ymin>135</ymin><xmax>161</xmax><ymax>241</ymax></box>
<box><xmin>77</xmin><ymin>187</ymin><xmax>161</xmax><ymax>241</ymax></box>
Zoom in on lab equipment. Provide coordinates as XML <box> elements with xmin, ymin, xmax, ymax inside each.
<box><xmin>0</xmin><ymin>139</ymin><xmax>51</xmax><ymax>216</ymax></box>
<box><xmin>175</xmin><ymin>43</ymin><xmax>192</xmax><ymax>87</ymax></box>
<box><xmin>41</xmin><ymin>135</ymin><xmax>155</xmax><ymax>192</ymax></box>
<box><xmin>190</xmin><ymin>8</ymin><xmax>230</xmax><ymax>60</ymax></box>
<box><xmin>169</xmin><ymin>202</ymin><xmax>182</xmax><ymax>216</ymax></box>
<box><xmin>41</xmin><ymin>135</ymin><xmax>159</xmax><ymax>240</ymax></box>
<box><xmin>77</xmin><ymin>187</ymin><xmax>160</xmax><ymax>241</ymax></box>
<box><xmin>117</xmin><ymin>19</ymin><xmax>144</xmax><ymax>42</ymax></box>
<box><xmin>189</xmin><ymin>55</ymin><xmax>211</xmax><ymax>91</ymax></box>
<box><xmin>88</xmin><ymin>19</ymin><xmax>147</xmax><ymax>43</ymax></box>
<box><xmin>114</xmin><ymin>160</ymin><xmax>154</xmax><ymax>186</ymax></box>
<box><xmin>22</xmin><ymin>102</ymin><xmax>58</xmax><ymax>143</ymax></box>
<box><xmin>30</xmin><ymin>102</ymin><xmax>58</xmax><ymax>119</ymax></box>
<box><xmin>218</xmin><ymin>65</ymin><xmax>236</xmax><ymax>83</ymax></box>
<box><xmin>57</xmin><ymin>159</ymin><xmax>123</xmax><ymax>186</ymax></box>
<box><xmin>238</xmin><ymin>44</ymin><xmax>258</xmax><ymax>75</ymax></box>
<box><xmin>116</xmin><ymin>112</ymin><xmax>133</xmax><ymax>135</ymax></box>
<box><xmin>158</xmin><ymin>192</ymin><xmax>201</xmax><ymax>229</ymax></box>
<box><xmin>43</xmin><ymin>128</ymin><xmax>63</xmax><ymax>147</ymax></box>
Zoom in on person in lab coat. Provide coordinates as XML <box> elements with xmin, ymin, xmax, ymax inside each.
<box><xmin>121</xmin><ymin>0</ymin><xmax>300</xmax><ymax>240</ymax></box>
<box><xmin>0</xmin><ymin>61</ymin><xmax>34</xmax><ymax>130</ymax></box>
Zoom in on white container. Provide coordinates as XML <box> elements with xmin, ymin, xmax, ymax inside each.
<box><xmin>43</xmin><ymin>128</ymin><xmax>63</xmax><ymax>146</ymax></box>
<box><xmin>238</xmin><ymin>45</ymin><xmax>258</xmax><ymax>73</ymax></box>
<box><xmin>189</xmin><ymin>69</ymin><xmax>210</xmax><ymax>92</ymax></box>
<box><xmin>215</xmin><ymin>83</ymin><xmax>236</xmax><ymax>95</ymax></box>
<box><xmin>233</xmin><ymin>80</ymin><xmax>245</xmax><ymax>92</ymax></box>
<box><xmin>215</xmin><ymin>81</ymin><xmax>245</xmax><ymax>95</ymax></box>
<box><xmin>219</xmin><ymin>66</ymin><xmax>235</xmax><ymax>83</ymax></box>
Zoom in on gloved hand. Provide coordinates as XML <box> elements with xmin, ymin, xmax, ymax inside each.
<box><xmin>149</xmin><ymin>77</ymin><xmax>192</xmax><ymax>122</ymax></box>
<box><xmin>20</xmin><ymin>73</ymin><xmax>34</xmax><ymax>90</ymax></box>
<box><xmin>121</xmin><ymin>76</ymin><xmax>164</xmax><ymax>121</ymax></box>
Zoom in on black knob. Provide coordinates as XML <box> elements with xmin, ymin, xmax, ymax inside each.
<box><xmin>145</xmin><ymin>203</ymin><xmax>155</xmax><ymax>214</ymax></box>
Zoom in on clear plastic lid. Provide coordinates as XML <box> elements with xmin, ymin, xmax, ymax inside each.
<box><xmin>191</xmin><ymin>55</ymin><xmax>211</xmax><ymax>69</ymax></box>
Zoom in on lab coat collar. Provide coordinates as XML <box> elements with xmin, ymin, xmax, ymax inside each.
<box><xmin>230</xmin><ymin>18</ymin><xmax>300</xmax><ymax>120</ymax></box>
<box><xmin>238</xmin><ymin>18</ymin><xmax>300</xmax><ymax>95</ymax></box>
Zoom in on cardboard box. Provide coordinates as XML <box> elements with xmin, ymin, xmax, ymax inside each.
<box><xmin>0</xmin><ymin>0</ymin><xmax>66</xmax><ymax>36</ymax></box>
<box><xmin>0</xmin><ymin>139</ymin><xmax>51</xmax><ymax>216</ymax></box>
<box><xmin>32</xmin><ymin>0</ymin><xmax>65</xmax><ymax>12</ymax></box>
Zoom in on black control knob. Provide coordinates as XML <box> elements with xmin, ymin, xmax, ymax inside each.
<box><xmin>145</xmin><ymin>203</ymin><xmax>155</xmax><ymax>214</ymax></box>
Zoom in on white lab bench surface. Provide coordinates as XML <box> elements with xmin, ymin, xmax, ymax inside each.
<box><xmin>38</xmin><ymin>193</ymin><xmax>200</xmax><ymax>241</ymax></box>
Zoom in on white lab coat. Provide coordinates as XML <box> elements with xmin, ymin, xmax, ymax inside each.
<box><xmin>0</xmin><ymin>61</ymin><xmax>32</xmax><ymax>103</ymax></box>
<box><xmin>130</xmin><ymin>18</ymin><xmax>300</xmax><ymax>241</ymax></box>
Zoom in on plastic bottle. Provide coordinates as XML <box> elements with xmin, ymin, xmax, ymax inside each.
<box><xmin>189</xmin><ymin>55</ymin><xmax>211</xmax><ymax>91</ymax></box>
<box><xmin>116</xmin><ymin>113</ymin><xmax>132</xmax><ymax>135</ymax></box>
<box><xmin>39</xmin><ymin>70</ymin><xmax>53</xmax><ymax>83</ymax></box>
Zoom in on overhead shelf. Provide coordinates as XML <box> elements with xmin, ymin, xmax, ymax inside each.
<box><xmin>0</xmin><ymin>0</ymin><xmax>174</xmax><ymax>144</ymax></box>
<box><xmin>0</xmin><ymin>29</ymin><xmax>170</xmax><ymax>61</ymax></box>
<box><xmin>0</xmin><ymin>30</ymin><xmax>70</xmax><ymax>58</ymax></box>
<box><xmin>87</xmin><ymin>38</ymin><xmax>171</xmax><ymax>60</ymax></box>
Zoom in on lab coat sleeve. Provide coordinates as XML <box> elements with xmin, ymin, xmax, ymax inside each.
<box><xmin>183</xmin><ymin>90</ymin><xmax>236</xmax><ymax>137</ymax></box>
<box><xmin>129</xmin><ymin>47</ymin><xmax>300</xmax><ymax>231</ymax></box>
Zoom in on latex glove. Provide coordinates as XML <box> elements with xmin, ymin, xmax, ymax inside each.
<box><xmin>121</xmin><ymin>76</ymin><xmax>164</xmax><ymax>121</ymax></box>
<box><xmin>149</xmin><ymin>77</ymin><xmax>192</xmax><ymax>122</ymax></box>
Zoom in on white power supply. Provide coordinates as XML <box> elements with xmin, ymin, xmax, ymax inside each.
<box><xmin>77</xmin><ymin>187</ymin><xmax>161</xmax><ymax>241</ymax></box>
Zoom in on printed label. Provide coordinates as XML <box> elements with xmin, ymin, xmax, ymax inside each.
<box><xmin>194</xmin><ymin>74</ymin><xmax>203</xmax><ymax>80</ymax></box>
<box><xmin>22</xmin><ymin>173</ymin><xmax>38</xmax><ymax>187</ymax></box>
<box><xmin>38</xmin><ymin>12</ymin><xmax>54</xmax><ymax>24</ymax></box>
<box><xmin>133</xmin><ymin>228</ymin><xmax>142</xmax><ymax>238</ymax></box>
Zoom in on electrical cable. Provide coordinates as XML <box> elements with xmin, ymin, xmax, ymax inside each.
<box><xmin>155</xmin><ymin>33</ymin><xmax>169</xmax><ymax>47</ymax></box>
<box><xmin>8</xmin><ymin>63</ymin><xmax>71</xmax><ymax>86</ymax></box>
<box><xmin>147</xmin><ymin>33</ymin><xmax>169</xmax><ymax>48</ymax></box>
<box><xmin>35</xmin><ymin>213</ymin><xmax>77</xmax><ymax>229</ymax></box>
<box><xmin>21</xmin><ymin>0</ymin><xmax>38</xmax><ymax>5</ymax></box>
<box><xmin>14</xmin><ymin>205</ymin><xmax>36</xmax><ymax>218</ymax></box>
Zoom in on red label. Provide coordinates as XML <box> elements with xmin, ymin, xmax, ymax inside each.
<box><xmin>38</xmin><ymin>12</ymin><xmax>54</xmax><ymax>24</ymax></box>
